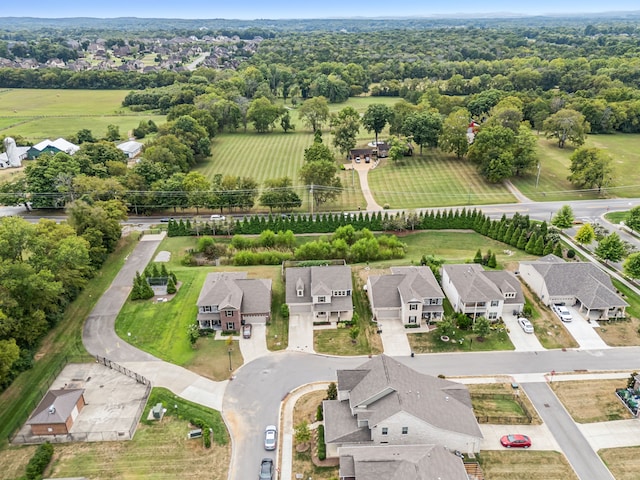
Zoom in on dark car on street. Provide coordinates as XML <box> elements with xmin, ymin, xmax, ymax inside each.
<box><xmin>259</xmin><ymin>458</ymin><xmax>273</xmax><ymax>480</ymax></box>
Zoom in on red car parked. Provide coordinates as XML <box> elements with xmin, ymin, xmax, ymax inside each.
<box><xmin>500</xmin><ymin>434</ymin><xmax>532</xmax><ymax>448</ymax></box>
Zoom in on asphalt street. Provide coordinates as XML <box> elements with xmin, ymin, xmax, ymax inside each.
<box><xmin>522</xmin><ymin>382</ymin><xmax>615</xmax><ymax>480</ymax></box>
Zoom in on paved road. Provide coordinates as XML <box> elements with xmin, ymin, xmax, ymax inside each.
<box><xmin>522</xmin><ymin>382</ymin><xmax>615</xmax><ymax>480</ymax></box>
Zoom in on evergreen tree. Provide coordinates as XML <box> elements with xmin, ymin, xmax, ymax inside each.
<box><xmin>534</xmin><ymin>236</ymin><xmax>545</xmax><ymax>255</ymax></box>
<box><xmin>160</xmin><ymin>263</ymin><xmax>169</xmax><ymax>278</ymax></box>
<box><xmin>510</xmin><ymin>227</ymin><xmax>522</xmax><ymax>246</ymax></box>
<box><xmin>553</xmin><ymin>242</ymin><xmax>564</xmax><ymax>258</ymax></box>
<box><xmin>517</xmin><ymin>231</ymin><xmax>528</xmax><ymax>250</ymax></box>
<box><xmin>543</xmin><ymin>241</ymin><xmax>554</xmax><ymax>256</ymax></box>
<box><xmin>151</xmin><ymin>263</ymin><xmax>160</xmax><ymax>278</ymax></box>
<box><xmin>488</xmin><ymin>252</ymin><xmax>497</xmax><ymax>268</ymax></box>
<box><xmin>525</xmin><ymin>233</ymin><xmax>537</xmax><ymax>254</ymax></box>
<box><xmin>473</xmin><ymin>249</ymin><xmax>483</xmax><ymax>264</ymax></box>
<box><xmin>167</xmin><ymin>276</ymin><xmax>177</xmax><ymax>294</ymax></box>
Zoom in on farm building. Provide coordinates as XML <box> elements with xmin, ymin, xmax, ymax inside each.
<box><xmin>26</xmin><ymin>388</ymin><xmax>86</xmax><ymax>435</ymax></box>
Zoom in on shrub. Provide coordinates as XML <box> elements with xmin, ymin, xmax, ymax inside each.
<box><xmin>317</xmin><ymin>424</ymin><xmax>326</xmax><ymax>460</ymax></box>
<box><xmin>326</xmin><ymin>382</ymin><xmax>337</xmax><ymax>400</ymax></box>
<box><xmin>203</xmin><ymin>427</ymin><xmax>211</xmax><ymax>448</ymax></box>
<box><xmin>383</xmin><ymin>203</ymin><xmax>390</xmax><ymax>209</ymax></box>
<box><xmin>280</xmin><ymin>303</ymin><xmax>290</xmax><ymax>320</ymax></box>
<box><xmin>316</xmin><ymin>404</ymin><xmax>324</xmax><ymax>421</ymax></box>
<box><xmin>567</xmin><ymin>248</ymin><xmax>576</xmax><ymax>258</ymax></box>
<box><xmin>24</xmin><ymin>442</ymin><xmax>53</xmax><ymax>480</ymax></box>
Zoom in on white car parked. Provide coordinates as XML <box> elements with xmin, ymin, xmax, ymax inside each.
<box><xmin>552</xmin><ymin>304</ymin><xmax>573</xmax><ymax>322</ymax></box>
<box><xmin>517</xmin><ymin>317</ymin><xmax>534</xmax><ymax>334</ymax></box>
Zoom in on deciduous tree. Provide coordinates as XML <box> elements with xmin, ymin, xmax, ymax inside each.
<box><xmin>568</xmin><ymin>147</ymin><xmax>613</xmax><ymax>193</ymax></box>
<box><xmin>298</xmin><ymin>96</ymin><xmax>330</xmax><ymax>132</ymax></box>
<box><xmin>362</xmin><ymin>103</ymin><xmax>393</xmax><ymax>146</ymax></box>
<box><xmin>543</xmin><ymin>108</ymin><xmax>589</xmax><ymax>148</ymax></box>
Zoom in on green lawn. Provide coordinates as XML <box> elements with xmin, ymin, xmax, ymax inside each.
<box><xmin>512</xmin><ymin>133</ymin><xmax>640</xmax><ymax>201</ymax></box>
<box><xmin>0</xmin><ymin>88</ymin><xmax>165</xmax><ymax>142</ymax></box>
<box><xmin>367</xmin><ymin>153</ymin><xmax>516</xmax><ymax>209</ymax></box>
<box><xmin>0</xmin><ymin>234</ymin><xmax>139</xmax><ymax>447</ymax></box>
<box><xmin>408</xmin><ymin>326</ymin><xmax>515</xmax><ymax>353</ymax></box>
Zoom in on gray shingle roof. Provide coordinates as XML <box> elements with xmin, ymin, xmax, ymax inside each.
<box><xmin>369</xmin><ymin>266</ymin><xmax>444</xmax><ymax>310</ymax></box>
<box><xmin>482</xmin><ymin>270</ymin><xmax>525</xmax><ymax>305</ymax></box>
<box><xmin>521</xmin><ymin>255</ymin><xmax>628</xmax><ymax>309</ymax></box>
<box><xmin>197</xmin><ymin>272</ymin><xmax>271</xmax><ymax>314</ymax></box>
<box><xmin>339</xmin><ymin>444</ymin><xmax>468</xmax><ymax>480</ymax></box>
<box><xmin>323</xmin><ymin>399</ymin><xmax>372</xmax><ymax>444</ymax></box>
<box><xmin>285</xmin><ymin>265</ymin><xmax>353</xmax><ymax>310</ymax></box>
<box><xmin>343</xmin><ymin>355</ymin><xmax>482</xmax><ymax>439</ymax></box>
<box><xmin>442</xmin><ymin>264</ymin><xmax>503</xmax><ymax>302</ymax></box>
<box><xmin>28</xmin><ymin>389</ymin><xmax>84</xmax><ymax>425</ymax></box>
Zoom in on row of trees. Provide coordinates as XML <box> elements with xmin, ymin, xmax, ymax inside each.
<box><xmin>0</xmin><ymin>200</ymin><xmax>125</xmax><ymax>389</ymax></box>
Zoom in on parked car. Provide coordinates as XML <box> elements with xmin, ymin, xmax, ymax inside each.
<box><xmin>210</xmin><ymin>214</ymin><xmax>226</xmax><ymax>222</ymax></box>
<box><xmin>259</xmin><ymin>458</ymin><xmax>273</xmax><ymax>480</ymax></box>
<box><xmin>355</xmin><ymin>155</ymin><xmax>361</xmax><ymax>163</ymax></box>
<box><xmin>500</xmin><ymin>434</ymin><xmax>531</xmax><ymax>448</ymax></box>
<box><xmin>264</xmin><ymin>424</ymin><xmax>277</xmax><ymax>450</ymax></box>
<box><xmin>242</xmin><ymin>324</ymin><xmax>252</xmax><ymax>339</ymax></box>
<box><xmin>552</xmin><ymin>304</ymin><xmax>573</xmax><ymax>322</ymax></box>
<box><xmin>518</xmin><ymin>317</ymin><xmax>534</xmax><ymax>334</ymax></box>
<box><xmin>365</xmin><ymin>155</ymin><xmax>371</xmax><ymax>163</ymax></box>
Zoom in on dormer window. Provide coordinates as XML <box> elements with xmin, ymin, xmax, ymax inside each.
<box><xmin>296</xmin><ymin>277</ymin><xmax>304</xmax><ymax>297</ymax></box>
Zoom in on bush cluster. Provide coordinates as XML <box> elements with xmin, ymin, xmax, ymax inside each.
<box><xmin>23</xmin><ymin>442</ymin><xmax>53</xmax><ymax>480</ymax></box>
<box><xmin>317</xmin><ymin>424</ymin><xmax>326</xmax><ymax>460</ymax></box>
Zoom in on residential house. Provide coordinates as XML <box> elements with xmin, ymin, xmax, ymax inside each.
<box><xmin>338</xmin><ymin>444</ymin><xmax>468</xmax><ymax>480</ymax></box>
<box><xmin>27</xmin><ymin>389</ymin><xmax>85</xmax><ymax>435</ymax></box>
<box><xmin>285</xmin><ymin>265</ymin><xmax>353</xmax><ymax>323</ymax></box>
<box><xmin>196</xmin><ymin>272</ymin><xmax>272</xmax><ymax>331</ymax></box>
<box><xmin>323</xmin><ymin>355</ymin><xmax>483</xmax><ymax>458</ymax></box>
<box><xmin>117</xmin><ymin>140</ymin><xmax>144</xmax><ymax>159</ymax></box>
<box><xmin>441</xmin><ymin>264</ymin><xmax>524</xmax><ymax>320</ymax></box>
<box><xmin>519</xmin><ymin>254</ymin><xmax>628</xmax><ymax>320</ymax></box>
<box><xmin>367</xmin><ymin>266</ymin><xmax>444</xmax><ymax>326</ymax></box>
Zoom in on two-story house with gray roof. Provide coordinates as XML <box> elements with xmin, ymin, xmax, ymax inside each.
<box><xmin>441</xmin><ymin>264</ymin><xmax>524</xmax><ymax>320</ymax></box>
<box><xmin>366</xmin><ymin>266</ymin><xmax>445</xmax><ymax>326</ymax></box>
<box><xmin>285</xmin><ymin>265</ymin><xmax>353</xmax><ymax>323</ymax></box>
<box><xmin>323</xmin><ymin>355</ymin><xmax>483</xmax><ymax>459</ymax></box>
<box><xmin>519</xmin><ymin>254</ymin><xmax>627</xmax><ymax>320</ymax></box>
<box><xmin>196</xmin><ymin>272</ymin><xmax>271</xmax><ymax>332</ymax></box>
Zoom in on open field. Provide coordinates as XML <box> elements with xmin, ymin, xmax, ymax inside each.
<box><xmin>478</xmin><ymin>450</ymin><xmax>578</xmax><ymax>480</ymax></box>
<box><xmin>600</xmin><ymin>446</ymin><xmax>640</xmax><ymax>480</ymax></box>
<box><xmin>0</xmin><ymin>234</ymin><xmax>139</xmax><ymax>447</ymax></box>
<box><xmin>0</xmin><ymin>88</ymin><xmax>165</xmax><ymax>141</ymax></box>
<box><xmin>368</xmin><ymin>154</ymin><xmax>516</xmax><ymax>208</ymax></box>
<box><xmin>513</xmin><ymin>133</ymin><xmax>640</xmax><ymax>201</ymax></box>
<box><xmin>41</xmin><ymin>387</ymin><xmax>229</xmax><ymax>480</ymax></box>
<box><xmin>551</xmin><ymin>378</ymin><xmax>633</xmax><ymax>423</ymax></box>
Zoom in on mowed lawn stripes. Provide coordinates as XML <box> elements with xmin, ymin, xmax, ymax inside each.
<box><xmin>368</xmin><ymin>152</ymin><xmax>515</xmax><ymax>208</ymax></box>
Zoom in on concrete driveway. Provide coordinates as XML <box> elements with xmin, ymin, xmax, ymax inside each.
<box><xmin>503</xmin><ymin>313</ymin><xmax>545</xmax><ymax>351</ymax></box>
<box><xmin>559</xmin><ymin>306</ymin><xmax>610</xmax><ymax>350</ymax></box>
<box><xmin>239</xmin><ymin>323</ymin><xmax>269</xmax><ymax>362</ymax></box>
<box><xmin>378</xmin><ymin>319</ymin><xmax>412</xmax><ymax>356</ymax></box>
<box><xmin>287</xmin><ymin>313</ymin><xmax>315</xmax><ymax>353</ymax></box>
<box><xmin>479</xmin><ymin>423</ymin><xmax>559</xmax><ymax>451</ymax></box>
<box><xmin>578</xmin><ymin>419</ymin><xmax>640</xmax><ymax>450</ymax></box>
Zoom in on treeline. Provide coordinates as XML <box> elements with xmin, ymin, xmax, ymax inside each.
<box><xmin>0</xmin><ymin>200</ymin><xmax>126</xmax><ymax>390</ymax></box>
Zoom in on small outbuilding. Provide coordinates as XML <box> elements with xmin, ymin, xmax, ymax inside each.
<box><xmin>117</xmin><ymin>140</ymin><xmax>144</xmax><ymax>159</ymax></box>
<box><xmin>27</xmin><ymin>388</ymin><xmax>86</xmax><ymax>435</ymax></box>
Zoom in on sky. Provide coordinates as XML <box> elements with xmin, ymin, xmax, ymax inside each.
<box><xmin>2</xmin><ymin>0</ymin><xmax>639</xmax><ymax>19</ymax></box>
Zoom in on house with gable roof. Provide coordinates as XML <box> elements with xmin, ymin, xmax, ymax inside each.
<box><xmin>338</xmin><ymin>444</ymin><xmax>468</xmax><ymax>480</ymax></box>
<box><xmin>441</xmin><ymin>264</ymin><xmax>524</xmax><ymax>320</ymax></box>
<box><xmin>27</xmin><ymin>138</ymin><xmax>79</xmax><ymax>159</ymax></box>
<box><xmin>323</xmin><ymin>355</ymin><xmax>482</xmax><ymax>458</ymax></box>
<box><xmin>366</xmin><ymin>266</ymin><xmax>445</xmax><ymax>326</ymax></box>
<box><xmin>196</xmin><ymin>272</ymin><xmax>271</xmax><ymax>331</ymax></box>
<box><xmin>285</xmin><ymin>265</ymin><xmax>353</xmax><ymax>323</ymax></box>
<box><xmin>519</xmin><ymin>254</ymin><xmax>627</xmax><ymax>320</ymax></box>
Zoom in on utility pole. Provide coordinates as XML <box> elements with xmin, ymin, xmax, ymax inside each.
<box><xmin>536</xmin><ymin>163</ymin><xmax>541</xmax><ymax>189</ymax></box>
<box><xmin>310</xmin><ymin>184</ymin><xmax>314</xmax><ymax>218</ymax></box>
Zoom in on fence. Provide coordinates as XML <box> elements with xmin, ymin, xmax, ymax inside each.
<box><xmin>95</xmin><ymin>355</ymin><xmax>151</xmax><ymax>385</ymax></box>
<box><xmin>473</xmin><ymin>393</ymin><xmax>533</xmax><ymax>425</ymax></box>
<box><xmin>6</xmin><ymin>354</ymin><xmax>87</xmax><ymax>443</ymax></box>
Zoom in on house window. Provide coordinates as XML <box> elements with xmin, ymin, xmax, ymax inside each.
<box><xmin>297</xmin><ymin>289</ymin><xmax>304</xmax><ymax>297</ymax></box>
<box><xmin>505</xmin><ymin>292</ymin><xmax>515</xmax><ymax>298</ymax></box>
<box><xmin>225</xmin><ymin>310</ymin><xmax>233</xmax><ymax>317</ymax></box>
<box><xmin>409</xmin><ymin>316</ymin><xmax>417</xmax><ymax>324</ymax></box>
<box><xmin>201</xmin><ymin>305</ymin><xmax>212</xmax><ymax>313</ymax></box>
<box><xmin>409</xmin><ymin>303</ymin><xmax>418</xmax><ymax>310</ymax></box>
<box><xmin>226</xmin><ymin>322</ymin><xmax>234</xmax><ymax>330</ymax></box>
<box><xmin>490</xmin><ymin>300</ymin><xmax>500</xmax><ymax>307</ymax></box>
<box><xmin>477</xmin><ymin>302</ymin><xmax>486</xmax><ymax>307</ymax></box>
<box><xmin>429</xmin><ymin>298</ymin><xmax>441</xmax><ymax>305</ymax></box>
<box><xmin>402</xmin><ymin>427</ymin><xmax>408</xmax><ymax>434</ymax></box>
<box><xmin>318</xmin><ymin>296</ymin><xmax>326</xmax><ymax>303</ymax></box>
<box><xmin>488</xmin><ymin>312</ymin><xmax>498</xmax><ymax>320</ymax></box>
<box><xmin>381</xmin><ymin>427</ymin><xmax>388</xmax><ymax>435</ymax></box>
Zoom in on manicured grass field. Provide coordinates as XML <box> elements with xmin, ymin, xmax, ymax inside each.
<box><xmin>0</xmin><ymin>233</ymin><xmax>139</xmax><ymax>447</ymax></box>
<box><xmin>367</xmin><ymin>154</ymin><xmax>516</xmax><ymax>209</ymax></box>
<box><xmin>0</xmin><ymin>88</ymin><xmax>165</xmax><ymax>141</ymax></box>
<box><xmin>512</xmin><ymin>133</ymin><xmax>640</xmax><ymax>201</ymax></box>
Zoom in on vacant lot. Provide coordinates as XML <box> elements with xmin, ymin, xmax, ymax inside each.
<box><xmin>551</xmin><ymin>379</ymin><xmax>633</xmax><ymax>423</ymax></box>
<box><xmin>513</xmin><ymin>133</ymin><xmax>640</xmax><ymax>201</ymax></box>
<box><xmin>600</xmin><ymin>445</ymin><xmax>640</xmax><ymax>480</ymax></box>
<box><xmin>479</xmin><ymin>450</ymin><xmax>578</xmax><ymax>480</ymax></box>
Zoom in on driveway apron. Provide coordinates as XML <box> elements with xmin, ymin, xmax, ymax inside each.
<box><xmin>287</xmin><ymin>313</ymin><xmax>315</xmax><ymax>353</ymax></box>
<box><xmin>378</xmin><ymin>319</ymin><xmax>412</xmax><ymax>356</ymax></box>
<box><xmin>503</xmin><ymin>312</ymin><xmax>545</xmax><ymax>351</ymax></box>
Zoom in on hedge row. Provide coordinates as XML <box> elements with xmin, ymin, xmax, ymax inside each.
<box><xmin>23</xmin><ymin>442</ymin><xmax>53</xmax><ymax>480</ymax></box>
